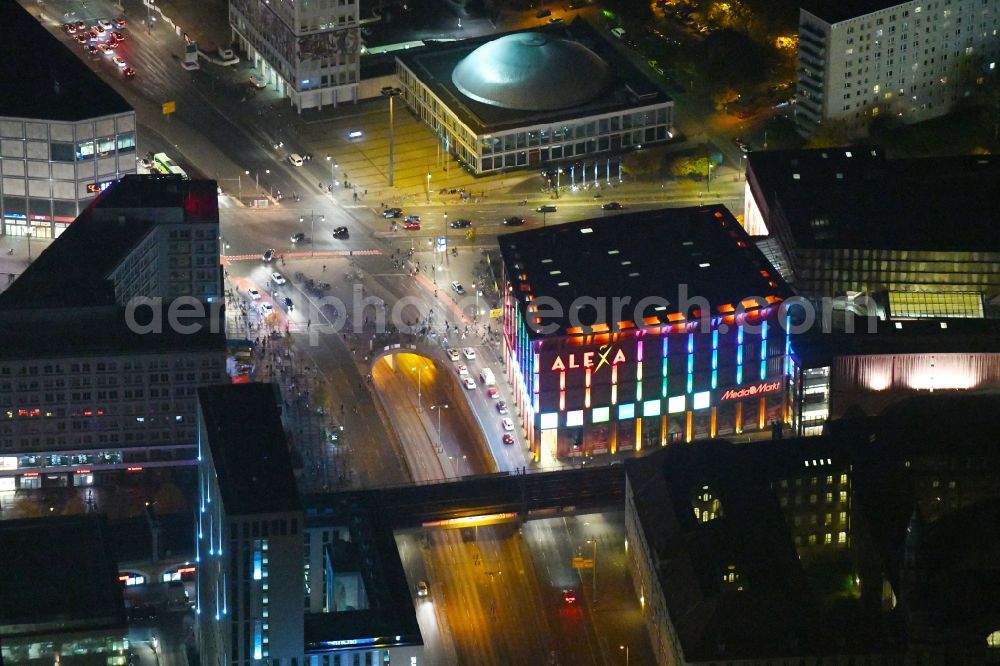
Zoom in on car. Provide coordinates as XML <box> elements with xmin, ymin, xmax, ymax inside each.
<box><xmin>382</xmin><ymin>207</ymin><xmax>403</xmax><ymax>218</ymax></box>
<box><xmin>535</xmin><ymin>8</ymin><xmax>552</xmax><ymax>17</ymax></box>
<box><xmin>548</xmin><ymin>16</ymin><xmax>564</xmax><ymax>23</ymax></box>
<box><xmin>75</xmin><ymin>20</ymin><xmax>87</xmax><ymax>31</ymax></box>
<box><xmin>405</xmin><ymin>215</ymin><xmax>421</xmax><ymax>223</ymax></box>
<box><xmin>181</xmin><ymin>60</ymin><xmax>200</xmax><ymax>71</ymax></box>
<box><xmin>111</xmin><ymin>31</ymin><xmax>125</xmax><ymax>41</ymax></box>
<box><xmin>113</xmin><ymin>17</ymin><xmax>127</xmax><ymax>29</ymax></box>
<box><xmin>503</xmin><ymin>216</ymin><xmax>525</xmax><ymax>226</ymax></box>
<box><xmin>97</xmin><ymin>18</ymin><xmax>114</xmax><ymax>29</ymax></box>
<box><xmin>611</xmin><ymin>27</ymin><xmax>625</xmax><ymax>38</ymax></box>
<box><xmin>502</xmin><ymin>417</ymin><xmax>514</xmax><ymax>431</ymax></box>
<box><xmin>290</xmin><ymin>232</ymin><xmax>307</xmax><ymax>243</ymax></box>
<box><xmin>463</xmin><ymin>347</ymin><xmax>476</xmax><ymax>360</ymax></box>
<box><xmin>496</xmin><ymin>401</ymin><xmax>509</xmax><ymax>415</ymax></box>
<box><xmin>106</xmin><ymin>37</ymin><xmax>120</xmax><ymax>48</ymax></box>
<box><xmin>248</xmin><ymin>288</ymin><xmax>261</xmax><ymax>300</ymax></box>
<box><xmin>502</xmin><ymin>433</ymin><xmax>515</xmax><ymax>446</ymax></box>
<box><xmin>602</xmin><ymin>201</ymin><xmax>624</xmax><ymax>210</ymax></box>
<box><xmin>260</xmin><ymin>303</ymin><xmax>274</xmax><ymax>315</ymax></box>
<box><xmin>288</xmin><ymin>153</ymin><xmax>304</xmax><ymax>167</ymax></box>
<box><xmin>462</xmin><ymin>377</ymin><xmax>476</xmax><ymax>390</ymax></box>
<box><xmin>536</xmin><ymin>204</ymin><xmax>557</xmax><ymax>213</ymax></box>
<box><xmin>123</xmin><ymin>67</ymin><xmax>136</xmax><ymax>79</ymax></box>
<box><xmin>417</xmin><ymin>580</ymin><xmax>429</xmax><ymax>597</ymax></box>
<box><xmin>456</xmin><ymin>364</ymin><xmax>469</xmax><ymax>376</ymax></box>
<box><xmin>112</xmin><ymin>55</ymin><xmax>127</xmax><ymax>68</ymax></box>
<box><xmin>486</xmin><ymin>386</ymin><xmax>499</xmax><ymax>399</ymax></box>
<box><xmin>332</xmin><ymin>226</ymin><xmax>349</xmax><ymax>238</ymax></box>
<box><xmin>451</xmin><ymin>281</ymin><xmax>466</xmax><ymax>295</ymax></box>
<box><xmin>76</xmin><ymin>33</ymin><xmax>89</xmax><ymax>44</ymax></box>
<box><xmin>100</xmin><ymin>43</ymin><xmax>114</xmax><ymax>55</ymax></box>
<box><xmin>738</xmin><ymin>141</ymin><xmax>751</xmax><ymax>153</ymax></box>
<box><xmin>64</xmin><ymin>23</ymin><xmax>78</xmax><ymax>34</ymax></box>
<box><xmin>249</xmin><ymin>73</ymin><xmax>267</xmax><ymax>89</ymax></box>
<box><xmin>563</xmin><ymin>589</ymin><xmax>577</xmax><ymax>605</ymax></box>
<box><xmin>271</xmin><ymin>272</ymin><xmax>287</xmax><ymax>285</ymax></box>
<box><xmin>283</xmin><ymin>296</ymin><xmax>294</xmax><ymax>311</ymax></box>
<box><xmin>404</xmin><ymin>220</ymin><xmax>421</xmax><ymax>230</ymax></box>
<box><xmin>85</xmin><ymin>44</ymin><xmax>100</xmax><ymax>56</ymax></box>
<box><xmin>93</xmin><ymin>24</ymin><xmax>106</xmax><ymax>35</ymax></box>
<box><xmin>262</xmin><ymin>249</ymin><xmax>276</xmax><ymax>262</ymax></box>
<box><xmin>449</xmin><ymin>219</ymin><xmax>472</xmax><ymax>229</ymax></box>
<box><xmin>447</xmin><ymin>348</ymin><xmax>460</xmax><ymax>362</ymax></box>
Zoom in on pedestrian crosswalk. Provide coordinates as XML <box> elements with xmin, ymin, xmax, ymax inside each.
<box><xmin>224</xmin><ymin>249</ymin><xmax>382</xmax><ymax>262</ymax></box>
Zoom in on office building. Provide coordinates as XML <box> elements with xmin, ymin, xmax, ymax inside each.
<box><xmin>0</xmin><ymin>1</ymin><xmax>137</xmax><ymax>239</ymax></box>
<box><xmin>498</xmin><ymin>206</ymin><xmax>794</xmax><ymax>463</ymax></box>
<box><xmin>0</xmin><ymin>176</ymin><xmax>226</xmax><ymax>490</ymax></box>
<box><xmin>0</xmin><ymin>514</ymin><xmax>129</xmax><ymax>665</ymax></box>
<box><xmin>396</xmin><ymin>20</ymin><xmax>674</xmax><ymax>175</ymax></box>
<box><xmin>744</xmin><ymin>147</ymin><xmax>1000</xmax><ymax>315</ymax></box>
<box><xmin>229</xmin><ymin>0</ymin><xmax>361</xmax><ymax>111</ymax></box>
<box><xmin>196</xmin><ymin>384</ymin><xmax>423</xmax><ymax>666</ymax></box>
<box><xmin>795</xmin><ymin>0</ymin><xmax>1000</xmax><ymax>136</ymax></box>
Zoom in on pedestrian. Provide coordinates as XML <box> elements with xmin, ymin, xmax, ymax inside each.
<box><xmin>322</xmin><ymin>264</ymin><xmax>327</xmax><ymax>272</ymax></box>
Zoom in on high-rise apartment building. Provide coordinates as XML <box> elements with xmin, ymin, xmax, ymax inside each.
<box><xmin>229</xmin><ymin>0</ymin><xmax>361</xmax><ymax>111</ymax></box>
<box><xmin>796</xmin><ymin>0</ymin><xmax>999</xmax><ymax>135</ymax></box>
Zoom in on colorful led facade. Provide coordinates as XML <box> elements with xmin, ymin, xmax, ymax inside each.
<box><xmin>499</xmin><ymin>206</ymin><xmax>796</xmax><ymax>462</ymax></box>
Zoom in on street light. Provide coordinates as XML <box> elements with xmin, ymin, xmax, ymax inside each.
<box><xmin>620</xmin><ymin>645</ymin><xmax>629</xmax><ymax>666</ymax></box>
<box><xmin>443</xmin><ymin>211</ymin><xmax>448</xmax><ymax>260</ymax></box>
<box><xmin>381</xmin><ymin>87</ymin><xmax>402</xmax><ymax>187</ymax></box>
<box><xmin>586</xmin><ymin>538</ymin><xmax>598</xmax><ymax>602</ymax></box>
<box><xmin>326</xmin><ymin>156</ymin><xmax>339</xmax><ymax>189</ymax></box>
<box><xmin>425</xmin><ymin>172</ymin><xmax>432</xmax><ymax>204</ymax></box>
<box><xmin>410</xmin><ymin>364</ymin><xmax>427</xmax><ymax>411</ymax></box>
<box><xmin>430</xmin><ymin>403</ymin><xmax>449</xmax><ymax>452</ymax></box>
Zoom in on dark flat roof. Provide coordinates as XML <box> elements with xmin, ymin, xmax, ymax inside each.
<box><xmin>801</xmin><ymin>0</ymin><xmax>905</xmax><ymax>24</ymax></box>
<box><xmin>0</xmin><ymin>175</ymin><xmax>219</xmax><ymax>309</ymax></box>
<box><xmin>498</xmin><ymin>205</ymin><xmax>792</xmax><ymax>338</ymax></box>
<box><xmin>396</xmin><ymin>19</ymin><xmax>670</xmax><ymax>135</ymax></box>
<box><xmin>199</xmin><ymin>384</ymin><xmax>301</xmax><ymax>516</ymax></box>
<box><xmin>0</xmin><ymin>514</ymin><xmax>125</xmax><ymax>638</ymax></box>
<box><xmin>747</xmin><ymin>147</ymin><xmax>1000</xmax><ymax>252</ymax></box>
<box><xmin>0</xmin><ymin>2</ymin><xmax>132</xmax><ymax>121</ymax></box>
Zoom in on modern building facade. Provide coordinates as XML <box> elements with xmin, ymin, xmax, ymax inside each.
<box><xmin>0</xmin><ymin>1</ymin><xmax>137</xmax><ymax>239</ymax></box>
<box><xmin>396</xmin><ymin>21</ymin><xmax>674</xmax><ymax>175</ymax></box>
<box><xmin>196</xmin><ymin>384</ymin><xmax>424</xmax><ymax>666</ymax></box>
<box><xmin>498</xmin><ymin>206</ymin><xmax>795</xmax><ymax>463</ymax></box>
<box><xmin>744</xmin><ymin>147</ymin><xmax>1000</xmax><ymax>316</ymax></box>
<box><xmin>0</xmin><ymin>177</ymin><xmax>226</xmax><ymax>491</ymax></box>
<box><xmin>229</xmin><ymin>0</ymin><xmax>361</xmax><ymax>111</ymax></box>
<box><xmin>795</xmin><ymin>0</ymin><xmax>1000</xmax><ymax>136</ymax></box>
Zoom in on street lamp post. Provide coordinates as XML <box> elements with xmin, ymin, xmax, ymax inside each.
<box><xmin>443</xmin><ymin>211</ymin><xmax>448</xmax><ymax>262</ymax></box>
<box><xmin>586</xmin><ymin>538</ymin><xmax>598</xmax><ymax>602</ymax></box>
<box><xmin>425</xmin><ymin>173</ymin><xmax>432</xmax><ymax>204</ymax></box>
<box><xmin>411</xmin><ymin>365</ymin><xmax>425</xmax><ymax>411</ymax></box>
<box><xmin>620</xmin><ymin>645</ymin><xmax>629</xmax><ymax>666</ymax></box>
<box><xmin>26</xmin><ymin>232</ymin><xmax>32</xmax><ymax>263</ymax></box>
<box><xmin>326</xmin><ymin>156</ymin><xmax>339</xmax><ymax>189</ymax></box>
<box><xmin>381</xmin><ymin>87</ymin><xmax>402</xmax><ymax>187</ymax></box>
<box><xmin>430</xmin><ymin>403</ymin><xmax>449</xmax><ymax>452</ymax></box>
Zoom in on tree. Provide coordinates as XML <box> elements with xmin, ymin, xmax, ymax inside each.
<box><xmin>805</xmin><ymin>118</ymin><xmax>854</xmax><ymax>148</ymax></box>
<box><xmin>670</xmin><ymin>156</ymin><xmax>713</xmax><ymax>178</ymax></box>
<box><xmin>713</xmin><ymin>87</ymin><xmax>741</xmax><ymax>112</ymax></box>
<box><xmin>153</xmin><ymin>481</ymin><xmax>188</xmax><ymax>514</ymax></box>
<box><xmin>8</xmin><ymin>497</ymin><xmax>43</xmax><ymax>519</ymax></box>
<box><xmin>623</xmin><ymin>147</ymin><xmax>665</xmax><ymax>178</ymax></box>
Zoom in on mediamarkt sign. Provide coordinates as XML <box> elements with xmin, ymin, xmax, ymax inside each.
<box><xmin>719</xmin><ymin>381</ymin><xmax>781</xmax><ymax>401</ymax></box>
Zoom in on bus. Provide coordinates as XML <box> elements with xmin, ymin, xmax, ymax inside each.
<box><xmin>152</xmin><ymin>152</ymin><xmax>189</xmax><ymax>179</ymax></box>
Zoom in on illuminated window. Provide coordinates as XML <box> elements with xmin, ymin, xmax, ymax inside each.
<box><xmin>667</xmin><ymin>395</ymin><xmax>686</xmax><ymax>413</ymax></box>
<box><xmin>566</xmin><ymin>410</ymin><xmax>584</xmax><ymax>427</ymax></box>
<box><xmin>824</xmin><ymin>533</ymin><xmax>832</xmax><ymax>544</ymax></box>
<box><xmin>839</xmin><ymin>511</ymin><xmax>847</xmax><ymax>524</ymax></box>
<box><xmin>987</xmin><ymin>630</ymin><xmax>1000</xmax><ymax>648</ymax></box>
<box><xmin>839</xmin><ymin>491</ymin><xmax>848</xmax><ymax>503</ymax></box>
<box><xmin>824</xmin><ymin>513</ymin><xmax>832</xmax><ymax>525</ymax></box>
<box><xmin>840</xmin><ymin>474</ymin><xmax>848</xmax><ymax>484</ymax></box>
<box><xmin>618</xmin><ymin>403</ymin><xmax>635</xmax><ymax>419</ymax></box>
<box><xmin>692</xmin><ymin>391</ymin><xmax>710</xmax><ymax>410</ymax></box>
<box><xmin>808</xmin><ymin>534</ymin><xmax>817</xmax><ymax>545</ymax></box>
<box><xmin>642</xmin><ymin>400</ymin><xmax>661</xmax><ymax>417</ymax></box>
<box><xmin>838</xmin><ymin>531</ymin><xmax>847</xmax><ymax>544</ymax></box>
<box><xmin>540</xmin><ymin>412</ymin><xmax>559</xmax><ymax>430</ymax></box>
<box><xmin>592</xmin><ymin>406</ymin><xmax>610</xmax><ymax>423</ymax></box>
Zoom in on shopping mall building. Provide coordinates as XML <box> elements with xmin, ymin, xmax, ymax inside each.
<box><xmin>499</xmin><ymin>206</ymin><xmax>795</xmax><ymax>462</ymax></box>
<box><xmin>395</xmin><ymin>20</ymin><xmax>673</xmax><ymax>175</ymax></box>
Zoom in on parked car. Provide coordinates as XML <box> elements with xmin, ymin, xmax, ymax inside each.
<box><xmin>536</xmin><ymin>204</ymin><xmax>557</xmax><ymax>213</ymax></box>
<box><xmin>602</xmin><ymin>201</ymin><xmax>624</xmax><ymax>210</ymax></box>
<box><xmin>463</xmin><ymin>347</ymin><xmax>476</xmax><ymax>360</ymax></box>
<box><xmin>417</xmin><ymin>580</ymin><xmax>429</xmax><ymax>597</ymax></box>
<box><xmin>271</xmin><ymin>272</ymin><xmax>287</xmax><ymax>285</ymax></box>
<box><xmin>288</xmin><ymin>153</ymin><xmax>304</xmax><ymax>167</ymax></box>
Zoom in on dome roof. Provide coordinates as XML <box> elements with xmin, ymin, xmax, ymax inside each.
<box><xmin>451</xmin><ymin>32</ymin><xmax>611</xmax><ymax>111</ymax></box>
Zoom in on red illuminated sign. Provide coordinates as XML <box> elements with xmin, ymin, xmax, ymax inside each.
<box><xmin>719</xmin><ymin>381</ymin><xmax>782</xmax><ymax>401</ymax></box>
<box><xmin>551</xmin><ymin>345</ymin><xmax>626</xmax><ymax>372</ymax></box>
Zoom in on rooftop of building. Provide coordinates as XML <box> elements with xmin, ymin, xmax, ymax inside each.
<box><xmin>746</xmin><ymin>147</ymin><xmax>1000</xmax><ymax>252</ymax></box>
<box><xmin>800</xmin><ymin>0</ymin><xmax>912</xmax><ymax>24</ymax></box>
<box><xmin>498</xmin><ymin>205</ymin><xmax>793</xmax><ymax>339</ymax></box>
<box><xmin>395</xmin><ymin>18</ymin><xmax>671</xmax><ymax>135</ymax></box>
<box><xmin>791</xmin><ymin>316</ymin><xmax>1000</xmax><ymax>368</ymax></box>
<box><xmin>0</xmin><ymin>175</ymin><xmax>219</xmax><ymax>310</ymax></box>
<box><xmin>198</xmin><ymin>383</ymin><xmax>301</xmax><ymax>516</ymax></box>
<box><xmin>0</xmin><ymin>2</ymin><xmax>133</xmax><ymax>122</ymax></box>
<box><xmin>0</xmin><ymin>514</ymin><xmax>125</xmax><ymax>638</ymax></box>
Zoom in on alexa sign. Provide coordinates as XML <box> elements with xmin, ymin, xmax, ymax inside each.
<box><xmin>719</xmin><ymin>381</ymin><xmax>781</xmax><ymax>401</ymax></box>
<box><xmin>550</xmin><ymin>344</ymin><xmax>627</xmax><ymax>372</ymax></box>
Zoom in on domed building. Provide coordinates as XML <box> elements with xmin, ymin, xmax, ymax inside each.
<box><xmin>395</xmin><ymin>20</ymin><xmax>673</xmax><ymax>176</ymax></box>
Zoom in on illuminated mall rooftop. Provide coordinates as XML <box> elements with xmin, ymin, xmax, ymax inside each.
<box><xmin>498</xmin><ymin>205</ymin><xmax>793</xmax><ymax>338</ymax></box>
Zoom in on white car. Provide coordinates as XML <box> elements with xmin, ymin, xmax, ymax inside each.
<box><xmin>112</xmin><ymin>55</ymin><xmax>127</xmax><ymax>68</ymax></box>
<box><xmin>288</xmin><ymin>153</ymin><xmax>304</xmax><ymax>167</ymax></box>
<box><xmin>249</xmin><ymin>73</ymin><xmax>267</xmax><ymax>89</ymax></box>
<box><xmin>97</xmin><ymin>18</ymin><xmax>113</xmax><ymax>29</ymax></box>
<box><xmin>456</xmin><ymin>364</ymin><xmax>468</xmax><ymax>376</ymax></box>
<box><xmin>260</xmin><ymin>303</ymin><xmax>274</xmax><ymax>315</ymax></box>
<box><xmin>447</xmin><ymin>348</ymin><xmax>460</xmax><ymax>362</ymax></box>
<box><xmin>248</xmin><ymin>288</ymin><xmax>261</xmax><ymax>300</ymax></box>
<box><xmin>462</xmin><ymin>377</ymin><xmax>476</xmax><ymax>390</ymax></box>
<box><xmin>501</xmin><ymin>417</ymin><xmax>514</xmax><ymax>432</ymax></box>
<box><xmin>271</xmin><ymin>272</ymin><xmax>286</xmax><ymax>285</ymax></box>
<box><xmin>463</xmin><ymin>347</ymin><xmax>476</xmax><ymax>360</ymax></box>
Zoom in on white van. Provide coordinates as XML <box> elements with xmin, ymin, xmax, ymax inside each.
<box><xmin>611</xmin><ymin>27</ymin><xmax>626</xmax><ymax>38</ymax></box>
<box><xmin>480</xmin><ymin>368</ymin><xmax>495</xmax><ymax>386</ymax></box>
